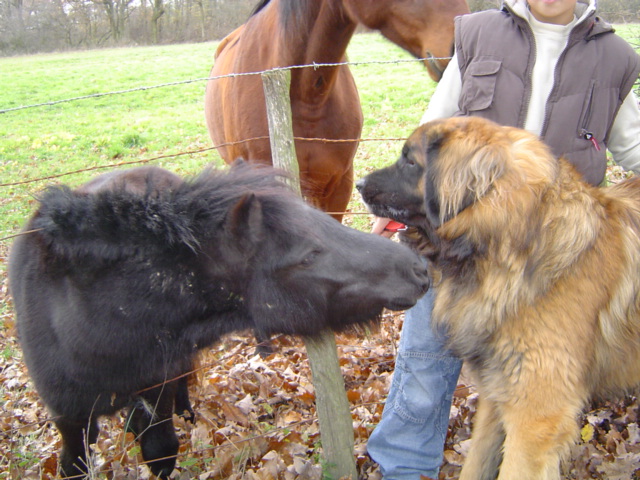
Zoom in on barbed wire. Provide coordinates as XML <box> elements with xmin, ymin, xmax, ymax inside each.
<box><xmin>0</xmin><ymin>134</ymin><xmax>408</xmax><ymax>243</ymax></box>
<box><xmin>0</xmin><ymin>56</ymin><xmax>449</xmax><ymax>115</ymax></box>
<box><xmin>0</xmin><ymin>135</ymin><xmax>407</xmax><ymax>188</ymax></box>
<box><xmin>0</xmin><ymin>54</ymin><xmax>420</xmax><ymax>245</ymax></box>
<box><xmin>3</xmin><ymin>54</ymin><xmax>636</xmax><ymax>115</ymax></box>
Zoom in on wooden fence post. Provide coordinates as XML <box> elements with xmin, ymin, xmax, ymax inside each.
<box><xmin>262</xmin><ymin>68</ymin><xmax>358</xmax><ymax>480</ymax></box>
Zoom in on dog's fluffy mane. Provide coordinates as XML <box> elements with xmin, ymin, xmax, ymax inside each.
<box><xmin>426</xmin><ymin>124</ymin><xmax>603</xmax><ymax>278</ymax></box>
<box><xmin>423</xmin><ymin>119</ymin><xmax>640</xmax><ymax>344</ymax></box>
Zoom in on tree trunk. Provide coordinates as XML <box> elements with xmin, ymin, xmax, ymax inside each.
<box><xmin>194</xmin><ymin>0</ymin><xmax>206</xmax><ymax>41</ymax></box>
<box><xmin>149</xmin><ymin>0</ymin><xmax>165</xmax><ymax>44</ymax></box>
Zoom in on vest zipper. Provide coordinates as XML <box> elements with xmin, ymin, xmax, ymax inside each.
<box><xmin>579</xmin><ymin>81</ymin><xmax>601</xmax><ymax>151</ymax></box>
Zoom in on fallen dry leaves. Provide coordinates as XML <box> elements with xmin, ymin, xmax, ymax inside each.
<box><xmin>2</xmin><ymin>290</ymin><xmax>640</xmax><ymax>480</ymax></box>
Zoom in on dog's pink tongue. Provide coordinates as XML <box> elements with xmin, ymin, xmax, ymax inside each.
<box><xmin>384</xmin><ymin>221</ymin><xmax>406</xmax><ymax>232</ymax></box>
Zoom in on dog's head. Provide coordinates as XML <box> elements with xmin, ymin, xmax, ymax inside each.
<box><xmin>358</xmin><ymin>117</ymin><xmax>559</xmax><ymax>261</ymax></box>
<box><xmin>355</xmin><ymin>125</ymin><xmax>429</xmax><ymax>227</ymax></box>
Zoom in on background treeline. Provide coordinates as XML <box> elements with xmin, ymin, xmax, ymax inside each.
<box><xmin>1</xmin><ymin>0</ymin><xmax>639</xmax><ymax>56</ymax></box>
<box><xmin>0</xmin><ymin>0</ymin><xmax>256</xmax><ymax>55</ymax></box>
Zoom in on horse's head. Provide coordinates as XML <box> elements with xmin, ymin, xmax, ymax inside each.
<box><xmin>195</xmin><ymin>162</ymin><xmax>430</xmax><ymax>338</ymax></box>
<box><xmin>343</xmin><ymin>0</ymin><xmax>470</xmax><ymax>81</ymax></box>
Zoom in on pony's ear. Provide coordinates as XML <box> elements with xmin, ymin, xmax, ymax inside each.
<box><xmin>225</xmin><ymin>193</ymin><xmax>264</xmax><ymax>251</ymax></box>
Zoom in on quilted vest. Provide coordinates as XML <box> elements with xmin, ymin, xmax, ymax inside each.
<box><xmin>454</xmin><ymin>5</ymin><xmax>640</xmax><ymax>185</ymax></box>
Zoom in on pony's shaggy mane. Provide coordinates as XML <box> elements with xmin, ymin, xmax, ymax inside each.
<box><xmin>32</xmin><ymin>165</ymin><xmax>294</xmax><ymax>262</ymax></box>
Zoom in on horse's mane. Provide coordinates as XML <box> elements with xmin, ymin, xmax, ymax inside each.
<box><xmin>251</xmin><ymin>0</ymin><xmax>322</xmax><ymax>38</ymax></box>
<box><xmin>32</xmin><ymin>164</ymin><xmax>295</xmax><ymax>263</ymax></box>
<box><xmin>251</xmin><ymin>0</ymin><xmax>270</xmax><ymax>16</ymax></box>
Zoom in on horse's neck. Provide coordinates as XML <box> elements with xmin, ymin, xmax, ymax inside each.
<box><xmin>278</xmin><ymin>0</ymin><xmax>357</xmax><ymax>102</ymax></box>
<box><xmin>299</xmin><ymin>2</ymin><xmax>355</xmax><ymax>64</ymax></box>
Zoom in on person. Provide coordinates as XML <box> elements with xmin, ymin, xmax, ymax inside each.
<box><xmin>366</xmin><ymin>0</ymin><xmax>640</xmax><ymax>478</ymax></box>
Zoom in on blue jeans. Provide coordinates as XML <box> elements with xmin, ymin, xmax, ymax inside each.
<box><xmin>367</xmin><ymin>289</ymin><xmax>462</xmax><ymax>479</ymax></box>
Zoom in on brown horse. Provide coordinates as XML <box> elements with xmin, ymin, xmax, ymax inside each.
<box><xmin>204</xmin><ymin>0</ymin><xmax>469</xmax><ymax>221</ymax></box>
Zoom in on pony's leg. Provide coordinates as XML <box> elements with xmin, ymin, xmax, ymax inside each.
<box><xmin>496</xmin><ymin>402</ymin><xmax>580</xmax><ymax>480</ymax></box>
<box><xmin>459</xmin><ymin>397</ymin><xmax>504</xmax><ymax>480</ymax></box>
<box><xmin>253</xmin><ymin>329</ymin><xmax>274</xmax><ymax>358</ymax></box>
<box><xmin>174</xmin><ymin>375</ymin><xmax>195</xmax><ymax>423</ymax></box>
<box><xmin>56</xmin><ymin>416</ymin><xmax>99</xmax><ymax>478</ymax></box>
<box><xmin>129</xmin><ymin>383</ymin><xmax>179</xmax><ymax>479</ymax></box>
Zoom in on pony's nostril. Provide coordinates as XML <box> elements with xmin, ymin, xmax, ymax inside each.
<box><xmin>355</xmin><ymin>178</ymin><xmax>366</xmax><ymax>192</ymax></box>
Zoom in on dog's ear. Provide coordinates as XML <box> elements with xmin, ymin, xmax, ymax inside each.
<box><xmin>421</xmin><ymin>118</ymin><xmax>510</xmax><ymax>226</ymax></box>
<box><xmin>467</xmin><ymin>142</ymin><xmax>508</xmax><ymax>198</ymax></box>
<box><xmin>437</xmin><ymin>140</ymin><xmax>508</xmax><ymax>225</ymax></box>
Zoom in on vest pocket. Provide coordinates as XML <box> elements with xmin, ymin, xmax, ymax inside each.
<box><xmin>461</xmin><ymin>59</ymin><xmax>502</xmax><ymax>112</ymax></box>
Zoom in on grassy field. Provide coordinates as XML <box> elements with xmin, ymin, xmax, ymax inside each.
<box><xmin>0</xmin><ymin>33</ymin><xmax>435</xmax><ymax>243</ymax></box>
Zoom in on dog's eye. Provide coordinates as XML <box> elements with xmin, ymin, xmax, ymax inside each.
<box><xmin>427</xmin><ymin>137</ymin><xmax>443</xmax><ymax>158</ymax></box>
<box><xmin>401</xmin><ymin>146</ymin><xmax>420</xmax><ymax>169</ymax></box>
<box><xmin>404</xmin><ymin>155</ymin><xmax>416</xmax><ymax>167</ymax></box>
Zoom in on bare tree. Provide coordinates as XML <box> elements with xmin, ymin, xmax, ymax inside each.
<box><xmin>93</xmin><ymin>0</ymin><xmax>133</xmax><ymax>42</ymax></box>
<box><xmin>4</xmin><ymin>0</ymin><xmax>25</xmax><ymax>30</ymax></box>
<box><xmin>16</xmin><ymin>0</ymin><xmax>625</xmax><ymax>56</ymax></box>
<box><xmin>149</xmin><ymin>0</ymin><xmax>164</xmax><ymax>43</ymax></box>
<box><xmin>598</xmin><ymin>0</ymin><xmax>640</xmax><ymax>23</ymax></box>
<box><xmin>193</xmin><ymin>0</ymin><xmax>206</xmax><ymax>40</ymax></box>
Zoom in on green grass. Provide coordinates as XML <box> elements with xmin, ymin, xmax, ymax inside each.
<box><xmin>0</xmin><ymin>33</ymin><xmax>437</xmax><ymax>242</ymax></box>
<box><xmin>615</xmin><ymin>23</ymin><xmax>640</xmax><ymax>43</ymax></box>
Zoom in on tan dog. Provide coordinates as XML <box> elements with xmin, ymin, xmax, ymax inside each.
<box><xmin>357</xmin><ymin>116</ymin><xmax>640</xmax><ymax>480</ymax></box>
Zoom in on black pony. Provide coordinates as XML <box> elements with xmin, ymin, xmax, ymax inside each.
<box><xmin>8</xmin><ymin>162</ymin><xmax>429</xmax><ymax>478</ymax></box>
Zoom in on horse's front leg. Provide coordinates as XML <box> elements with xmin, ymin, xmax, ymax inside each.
<box><xmin>313</xmin><ymin>165</ymin><xmax>354</xmax><ymax>224</ymax></box>
<box><xmin>174</xmin><ymin>374</ymin><xmax>195</xmax><ymax>423</ymax></box>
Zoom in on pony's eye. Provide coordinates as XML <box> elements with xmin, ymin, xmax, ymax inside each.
<box><xmin>300</xmin><ymin>250</ymin><xmax>321</xmax><ymax>267</ymax></box>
